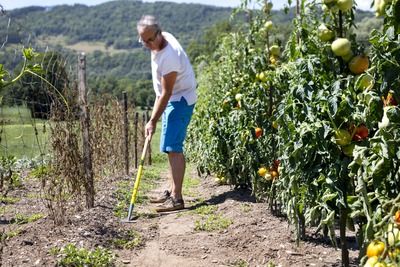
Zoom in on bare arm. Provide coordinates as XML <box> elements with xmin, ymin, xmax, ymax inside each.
<box><xmin>145</xmin><ymin>71</ymin><xmax>177</xmax><ymax>139</ymax></box>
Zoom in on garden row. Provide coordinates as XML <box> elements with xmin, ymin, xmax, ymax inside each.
<box><xmin>187</xmin><ymin>0</ymin><xmax>400</xmax><ymax>266</ymax></box>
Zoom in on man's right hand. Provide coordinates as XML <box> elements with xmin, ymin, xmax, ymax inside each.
<box><xmin>145</xmin><ymin>119</ymin><xmax>157</xmax><ymax>140</ymax></box>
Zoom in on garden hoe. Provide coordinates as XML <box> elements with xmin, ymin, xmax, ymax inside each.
<box><xmin>122</xmin><ymin>135</ymin><xmax>150</xmax><ymax>223</ymax></box>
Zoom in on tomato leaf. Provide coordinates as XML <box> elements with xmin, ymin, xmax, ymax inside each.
<box><xmin>321</xmin><ymin>192</ymin><xmax>338</xmax><ymax>202</ymax></box>
<box><xmin>321</xmin><ymin>210</ymin><xmax>335</xmax><ymax>225</ymax></box>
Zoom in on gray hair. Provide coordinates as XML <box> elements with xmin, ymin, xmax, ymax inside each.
<box><xmin>137</xmin><ymin>15</ymin><xmax>161</xmax><ymax>33</ymax></box>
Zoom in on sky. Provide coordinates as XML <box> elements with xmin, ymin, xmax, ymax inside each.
<box><xmin>1</xmin><ymin>0</ymin><xmax>372</xmax><ymax>11</ymax></box>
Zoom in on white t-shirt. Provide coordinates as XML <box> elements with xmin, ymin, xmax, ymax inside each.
<box><xmin>151</xmin><ymin>32</ymin><xmax>197</xmax><ymax>105</ymax></box>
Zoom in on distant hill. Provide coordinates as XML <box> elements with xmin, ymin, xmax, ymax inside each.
<box><xmin>0</xmin><ymin>1</ymin><xmax>376</xmax><ymax>107</ymax></box>
<box><xmin>0</xmin><ymin>1</ymin><xmax>236</xmax><ymax>82</ymax></box>
<box><xmin>1</xmin><ymin>1</ymin><xmax>233</xmax><ymax>49</ymax></box>
<box><xmin>0</xmin><ymin>1</ymin><xmax>376</xmax><ymax>76</ymax></box>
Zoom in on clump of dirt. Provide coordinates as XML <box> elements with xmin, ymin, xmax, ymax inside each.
<box><xmin>1</xmin><ymin>169</ymin><xmax>360</xmax><ymax>267</ymax></box>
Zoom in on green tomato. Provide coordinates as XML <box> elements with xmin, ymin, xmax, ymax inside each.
<box><xmin>318</xmin><ymin>24</ymin><xmax>334</xmax><ymax>42</ymax></box>
<box><xmin>269</xmin><ymin>45</ymin><xmax>280</xmax><ymax>57</ymax></box>
<box><xmin>335</xmin><ymin>129</ymin><xmax>352</xmax><ymax>146</ymax></box>
<box><xmin>259</xmin><ymin>71</ymin><xmax>268</xmax><ymax>82</ymax></box>
<box><xmin>235</xmin><ymin>93</ymin><xmax>243</xmax><ymax>101</ymax></box>
<box><xmin>336</xmin><ymin>0</ymin><xmax>353</xmax><ymax>12</ymax></box>
<box><xmin>331</xmin><ymin>38</ymin><xmax>351</xmax><ymax>56</ymax></box>
<box><xmin>357</xmin><ymin>74</ymin><xmax>374</xmax><ymax>91</ymax></box>
<box><xmin>342</xmin><ymin>143</ymin><xmax>355</xmax><ymax>157</ymax></box>
<box><xmin>264</xmin><ymin>21</ymin><xmax>273</xmax><ymax>31</ymax></box>
<box><xmin>375</xmin><ymin>0</ymin><xmax>387</xmax><ymax>16</ymax></box>
<box><xmin>341</xmin><ymin>51</ymin><xmax>354</xmax><ymax>63</ymax></box>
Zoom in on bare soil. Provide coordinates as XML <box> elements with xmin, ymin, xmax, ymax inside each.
<box><xmin>1</xmin><ymin>167</ymin><xmax>360</xmax><ymax>267</ymax></box>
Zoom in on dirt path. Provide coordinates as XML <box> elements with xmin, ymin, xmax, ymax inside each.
<box><xmin>1</xmin><ymin>167</ymin><xmax>360</xmax><ymax>267</ymax></box>
<box><xmin>116</xmin><ymin>169</ymin><xmax>360</xmax><ymax>267</ymax></box>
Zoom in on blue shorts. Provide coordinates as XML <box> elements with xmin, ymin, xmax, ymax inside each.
<box><xmin>160</xmin><ymin>97</ymin><xmax>195</xmax><ymax>153</ymax></box>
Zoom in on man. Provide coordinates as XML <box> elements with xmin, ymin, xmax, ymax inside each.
<box><xmin>137</xmin><ymin>15</ymin><xmax>197</xmax><ymax>212</ymax></box>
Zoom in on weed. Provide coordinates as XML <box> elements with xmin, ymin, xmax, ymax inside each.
<box><xmin>192</xmin><ymin>197</ymin><xmax>206</xmax><ymax>205</ymax></box>
<box><xmin>113</xmin><ymin>162</ymin><xmax>164</xmax><ymax>218</ymax></box>
<box><xmin>0</xmin><ymin>196</ymin><xmax>20</xmax><ymax>204</ymax></box>
<box><xmin>112</xmin><ymin>229</ymin><xmax>142</xmax><ymax>249</ymax></box>
<box><xmin>6</xmin><ymin>229</ymin><xmax>22</xmax><ymax>239</ymax></box>
<box><xmin>193</xmin><ymin>205</ymin><xmax>217</xmax><ymax>216</ymax></box>
<box><xmin>182</xmin><ymin>175</ymin><xmax>200</xmax><ymax>197</ymax></box>
<box><xmin>233</xmin><ymin>259</ymin><xmax>249</xmax><ymax>267</ymax></box>
<box><xmin>57</xmin><ymin>243</ymin><xmax>115</xmax><ymax>267</ymax></box>
<box><xmin>29</xmin><ymin>165</ymin><xmax>51</xmax><ymax>180</ymax></box>
<box><xmin>26</xmin><ymin>192</ymin><xmax>41</xmax><ymax>199</ymax></box>
<box><xmin>0</xmin><ymin>155</ymin><xmax>20</xmax><ymax>190</ymax></box>
<box><xmin>49</xmin><ymin>246</ymin><xmax>61</xmax><ymax>256</ymax></box>
<box><xmin>14</xmin><ymin>213</ymin><xmax>44</xmax><ymax>224</ymax></box>
<box><xmin>113</xmin><ymin>180</ymin><xmax>131</xmax><ymax>218</ymax></box>
<box><xmin>194</xmin><ymin>213</ymin><xmax>232</xmax><ymax>232</ymax></box>
<box><xmin>151</xmin><ymin>152</ymin><xmax>166</xmax><ymax>164</ymax></box>
<box><xmin>0</xmin><ymin>206</ymin><xmax>9</xmax><ymax>215</ymax></box>
<box><xmin>240</xmin><ymin>203</ymin><xmax>252</xmax><ymax>213</ymax></box>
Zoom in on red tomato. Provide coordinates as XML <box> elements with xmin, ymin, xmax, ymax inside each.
<box><xmin>353</xmin><ymin>124</ymin><xmax>369</xmax><ymax>141</ymax></box>
<box><xmin>255</xmin><ymin>127</ymin><xmax>263</xmax><ymax>139</ymax></box>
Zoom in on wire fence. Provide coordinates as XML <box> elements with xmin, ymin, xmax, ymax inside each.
<box><xmin>1</xmin><ymin>55</ymin><xmax>152</xmax><ymax>224</ymax></box>
<box><xmin>0</xmin><ymin>4</ymin><xmax>153</xmax><ymax>224</ymax></box>
<box><xmin>0</xmin><ymin>88</ymin><xmax>152</xmax><ymax>171</ymax></box>
<box><xmin>0</xmin><ymin>4</ymin><xmax>152</xmax><ymax>171</ymax></box>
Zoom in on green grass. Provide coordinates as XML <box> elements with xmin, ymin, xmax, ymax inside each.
<box><xmin>0</xmin><ymin>105</ymin><xmax>33</xmax><ymax>124</ymax></box>
<box><xmin>0</xmin><ymin>206</ymin><xmax>9</xmax><ymax>216</ymax></box>
<box><xmin>114</xmin><ymin>160</ymin><xmax>166</xmax><ymax>218</ymax></box>
<box><xmin>112</xmin><ymin>229</ymin><xmax>142</xmax><ymax>249</ymax></box>
<box><xmin>193</xmin><ymin>205</ymin><xmax>217</xmax><ymax>216</ymax></box>
<box><xmin>233</xmin><ymin>259</ymin><xmax>250</xmax><ymax>267</ymax></box>
<box><xmin>192</xmin><ymin>203</ymin><xmax>233</xmax><ymax>232</ymax></box>
<box><xmin>5</xmin><ymin>228</ymin><xmax>22</xmax><ymax>239</ymax></box>
<box><xmin>0</xmin><ymin>196</ymin><xmax>20</xmax><ymax>204</ymax></box>
<box><xmin>194</xmin><ymin>213</ymin><xmax>233</xmax><ymax>232</ymax></box>
<box><xmin>114</xmin><ymin>124</ymin><xmax>170</xmax><ymax>218</ymax></box>
<box><xmin>0</xmin><ymin>106</ymin><xmax>157</xmax><ymax>160</ymax></box>
<box><xmin>182</xmin><ymin>175</ymin><xmax>200</xmax><ymax>197</ymax></box>
<box><xmin>14</xmin><ymin>213</ymin><xmax>44</xmax><ymax>224</ymax></box>
<box><xmin>0</xmin><ymin>123</ymin><xmax>50</xmax><ymax>158</ymax></box>
<box><xmin>1</xmin><ymin>106</ymin><xmax>49</xmax><ymax>158</ymax></box>
<box><xmin>240</xmin><ymin>203</ymin><xmax>253</xmax><ymax>213</ymax></box>
<box><xmin>56</xmin><ymin>244</ymin><xmax>115</xmax><ymax>267</ymax></box>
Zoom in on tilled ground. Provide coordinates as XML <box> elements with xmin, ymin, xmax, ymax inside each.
<box><xmin>0</xmin><ymin>168</ymin><xmax>360</xmax><ymax>267</ymax></box>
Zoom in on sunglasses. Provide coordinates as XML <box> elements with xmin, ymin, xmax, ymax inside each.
<box><xmin>138</xmin><ymin>30</ymin><xmax>160</xmax><ymax>45</ymax></box>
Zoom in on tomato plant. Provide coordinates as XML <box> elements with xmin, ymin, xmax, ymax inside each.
<box><xmin>186</xmin><ymin>0</ymin><xmax>288</xmax><ymax>199</ymax></box>
<box><xmin>186</xmin><ymin>0</ymin><xmax>400</xmax><ymax>266</ymax></box>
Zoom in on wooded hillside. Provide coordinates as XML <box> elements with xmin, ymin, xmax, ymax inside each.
<box><xmin>0</xmin><ymin>1</ymin><xmax>378</xmax><ymax>107</ymax></box>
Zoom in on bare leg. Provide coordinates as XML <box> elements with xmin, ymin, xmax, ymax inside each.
<box><xmin>168</xmin><ymin>152</ymin><xmax>185</xmax><ymax>200</ymax></box>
